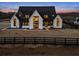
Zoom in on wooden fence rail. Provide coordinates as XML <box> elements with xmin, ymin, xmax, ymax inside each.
<box><xmin>0</xmin><ymin>37</ymin><xmax>79</xmax><ymax>45</ymax></box>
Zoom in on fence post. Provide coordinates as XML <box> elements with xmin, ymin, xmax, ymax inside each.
<box><xmin>4</xmin><ymin>37</ymin><xmax>6</xmax><ymax>44</ymax></box>
<box><xmin>14</xmin><ymin>37</ymin><xmax>15</xmax><ymax>44</ymax></box>
<box><xmin>65</xmin><ymin>38</ymin><xmax>66</xmax><ymax>46</ymax></box>
<box><xmin>24</xmin><ymin>37</ymin><xmax>25</xmax><ymax>44</ymax></box>
<box><xmin>43</xmin><ymin>37</ymin><xmax>45</xmax><ymax>44</ymax></box>
<box><xmin>76</xmin><ymin>38</ymin><xmax>78</xmax><ymax>46</ymax></box>
<box><xmin>34</xmin><ymin>37</ymin><xmax>36</xmax><ymax>44</ymax></box>
<box><xmin>54</xmin><ymin>37</ymin><xmax>56</xmax><ymax>45</ymax></box>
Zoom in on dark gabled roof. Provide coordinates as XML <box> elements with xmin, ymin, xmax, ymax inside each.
<box><xmin>16</xmin><ymin>6</ymin><xmax>57</xmax><ymax>22</ymax></box>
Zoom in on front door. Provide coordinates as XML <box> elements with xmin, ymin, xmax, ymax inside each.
<box><xmin>33</xmin><ymin>16</ymin><xmax>39</xmax><ymax>29</ymax></box>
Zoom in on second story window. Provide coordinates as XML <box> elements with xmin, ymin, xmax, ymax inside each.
<box><xmin>22</xmin><ymin>22</ymin><xmax>28</xmax><ymax>26</ymax></box>
<box><xmin>25</xmin><ymin>15</ymin><xmax>29</xmax><ymax>18</ymax></box>
<box><xmin>44</xmin><ymin>15</ymin><xmax>48</xmax><ymax>18</ymax></box>
<box><xmin>57</xmin><ymin>18</ymin><xmax>60</xmax><ymax>26</ymax></box>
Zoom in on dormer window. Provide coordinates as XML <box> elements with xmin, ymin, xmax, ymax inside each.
<box><xmin>44</xmin><ymin>15</ymin><xmax>48</xmax><ymax>18</ymax></box>
<box><xmin>25</xmin><ymin>15</ymin><xmax>29</xmax><ymax>18</ymax></box>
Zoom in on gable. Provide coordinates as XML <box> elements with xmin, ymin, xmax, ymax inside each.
<box><xmin>11</xmin><ymin>15</ymin><xmax>19</xmax><ymax>22</ymax></box>
<box><xmin>54</xmin><ymin>15</ymin><xmax>63</xmax><ymax>21</ymax></box>
<box><xmin>29</xmin><ymin>10</ymin><xmax>43</xmax><ymax>20</ymax></box>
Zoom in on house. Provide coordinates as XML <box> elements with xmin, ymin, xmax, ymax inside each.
<box><xmin>10</xmin><ymin>6</ymin><xmax>63</xmax><ymax>29</ymax></box>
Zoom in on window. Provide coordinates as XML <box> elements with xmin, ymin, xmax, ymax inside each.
<box><xmin>33</xmin><ymin>16</ymin><xmax>39</xmax><ymax>21</ymax></box>
<box><xmin>25</xmin><ymin>15</ymin><xmax>29</xmax><ymax>18</ymax></box>
<box><xmin>22</xmin><ymin>22</ymin><xmax>28</xmax><ymax>26</ymax></box>
<box><xmin>44</xmin><ymin>15</ymin><xmax>48</xmax><ymax>18</ymax></box>
<box><xmin>43</xmin><ymin>21</ymin><xmax>49</xmax><ymax>26</ymax></box>
<box><xmin>14</xmin><ymin>19</ymin><xmax>16</xmax><ymax>26</ymax></box>
<box><xmin>33</xmin><ymin>16</ymin><xmax>39</xmax><ymax>29</ymax></box>
<box><xmin>45</xmin><ymin>21</ymin><xmax>48</xmax><ymax>25</ymax></box>
<box><xmin>57</xmin><ymin>18</ymin><xmax>60</xmax><ymax>26</ymax></box>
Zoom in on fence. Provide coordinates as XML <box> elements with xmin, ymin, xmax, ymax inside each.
<box><xmin>0</xmin><ymin>37</ymin><xmax>79</xmax><ymax>45</ymax></box>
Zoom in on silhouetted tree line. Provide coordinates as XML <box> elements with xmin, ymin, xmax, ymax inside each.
<box><xmin>0</xmin><ymin>12</ymin><xmax>15</xmax><ymax>19</ymax></box>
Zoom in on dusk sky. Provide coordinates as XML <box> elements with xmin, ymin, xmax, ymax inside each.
<box><xmin>0</xmin><ymin>2</ymin><xmax>79</xmax><ymax>13</ymax></box>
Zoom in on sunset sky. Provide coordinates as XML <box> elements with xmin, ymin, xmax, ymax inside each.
<box><xmin>0</xmin><ymin>2</ymin><xmax>79</xmax><ymax>13</ymax></box>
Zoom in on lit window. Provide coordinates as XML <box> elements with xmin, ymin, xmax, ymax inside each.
<box><xmin>44</xmin><ymin>21</ymin><xmax>48</xmax><ymax>26</ymax></box>
<box><xmin>44</xmin><ymin>15</ymin><xmax>48</xmax><ymax>18</ymax></box>
<box><xmin>22</xmin><ymin>22</ymin><xmax>28</xmax><ymax>26</ymax></box>
<box><xmin>33</xmin><ymin>16</ymin><xmax>39</xmax><ymax>21</ymax></box>
<box><xmin>14</xmin><ymin>19</ymin><xmax>16</xmax><ymax>26</ymax></box>
<box><xmin>57</xmin><ymin>18</ymin><xmax>60</xmax><ymax>26</ymax></box>
<box><xmin>25</xmin><ymin>15</ymin><xmax>29</xmax><ymax>18</ymax></box>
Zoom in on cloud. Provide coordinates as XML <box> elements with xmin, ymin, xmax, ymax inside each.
<box><xmin>0</xmin><ymin>2</ymin><xmax>79</xmax><ymax>13</ymax></box>
<box><xmin>0</xmin><ymin>8</ymin><xmax>17</xmax><ymax>13</ymax></box>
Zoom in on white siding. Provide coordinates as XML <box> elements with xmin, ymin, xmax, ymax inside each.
<box><xmin>29</xmin><ymin>10</ymin><xmax>43</xmax><ymax>29</ymax></box>
<box><xmin>10</xmin><ymin>15</ymin><xmax>19</xmax><ymax>28</ymax></box>
<box><xmin>53</xmin><ymin>15</ymin><xmax>63</xmax><ymax>28</ymax></box>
